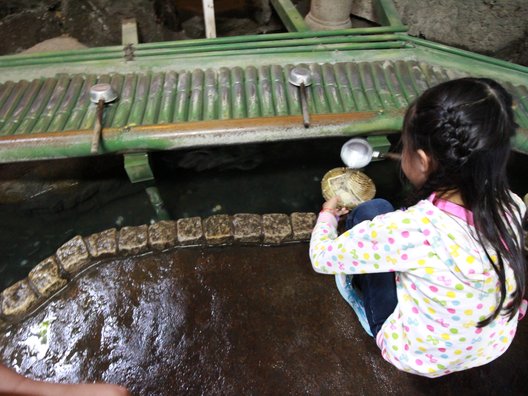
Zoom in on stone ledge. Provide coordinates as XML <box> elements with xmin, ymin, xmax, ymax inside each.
<box><xmin>0</xmin><ymin>211</ymin><xmax>317</xmax><ymax>325</ymax></box>
<box><xmin>56</xmin><ymin>235</ymin><xmax>91</xmax><ymax>276</ymax></box>
<box><xmin>1</xmin><ymin>279</ymin><xmax>39</xmax><ymax>320</ymax></box>
<box><xmin>28</xmin><ymin>256</ymin><xmax>67</xmax><ymax>298</ymax></box>
<box><xmin>85</xmin><ymin>228</ymin><xmax>117</xmax><ymax>258</ymax></box>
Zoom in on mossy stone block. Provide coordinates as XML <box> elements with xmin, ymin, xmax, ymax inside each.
<box><xmin>118</xmin><ymin>225</ymin><xmax>149</xmax><ymax>255</ymax></box>
<box><xmin>28</xmin><ymin>256</ymin><xmax>67</xmax><ymax>297</ymax></box>
<box><xmin>149</xmin><ymin>220</ymin><xmax>178</xmax><ymax>250</ymax></box>
<box><xmin>177</xmin><ymin>217</ymin><xmax>204</xmax><ymax>246</ymax></box>
<box><xmin>291</xmin><ymin>212</ymin><xmax>317</xmax><ymax>240</ymax></box>
<box><xmin>262</xmin><ymin>213</ymin><xmax>292</xmax><ymax>245</ymax></box>
<box><xmin>204</xmin><ymin>215</ymin><xmax>233</xmax><ymax>245</ymax></box>
<box><xmin>56</xmin><ymin>235</ymin><xmax>91</xmax><ymax>275</ymax></box>
<box><xmin>85</xmin><ymin>228</ymin><xmax>117</xmax><ymax>258</ymax></box>
<box><xmin>1</xmin><ymin>279</ymin><xmax>39</xmax><ymax>319</ymax></box>
<box><xmin>233</xmin><ymin>213</ymin><xmax>262</xmax><ymax>243</ymax></box>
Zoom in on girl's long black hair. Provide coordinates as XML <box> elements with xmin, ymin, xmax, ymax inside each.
<box><xmin>403</xmin><ymin>77</ymin><xmax>526</xmax><ymax>326</ymax></box>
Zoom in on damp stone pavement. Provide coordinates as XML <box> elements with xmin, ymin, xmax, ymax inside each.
<box><xmin>0</xmin><ymin>212</ymin><xmax>527</xmax><ymax>395</ymax></box>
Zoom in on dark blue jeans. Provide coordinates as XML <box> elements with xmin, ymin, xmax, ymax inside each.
<box><xmin>346</xmin><ymin>198</ymin><xmax>398</xmax><ymax>337</ymax></box>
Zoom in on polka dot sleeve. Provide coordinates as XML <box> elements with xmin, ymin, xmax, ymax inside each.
<box><xmin>309</xmin><ymin>206</ymin><xmax>433</xmax><ymax>275</ymax></box>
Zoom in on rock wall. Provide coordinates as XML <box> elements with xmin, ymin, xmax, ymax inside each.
<box><xmin>352</xmin><ymin>0</ymin><xmax>528</xmax><ymax>66</ymax></box>
<box><xmin>0</xmin><ymin>1</ymin><xmax>526</xmax><ymax>65</ymax></box>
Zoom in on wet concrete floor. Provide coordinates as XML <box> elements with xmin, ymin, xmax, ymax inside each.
<box><xmin>1</xmin><ymin>244</ymin><xmax>527</xmax><ymax>395</ymax></box>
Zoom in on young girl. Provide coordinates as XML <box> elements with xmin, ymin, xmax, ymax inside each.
<box><xmin>310</xmin><ymin>77</ymin><xmax>527</xmax><ymax>377</ymax></box>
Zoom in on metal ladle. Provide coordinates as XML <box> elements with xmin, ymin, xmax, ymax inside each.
<box><xmin>340</xmin><ymin>138</ymin><xmax>401</xmax><ymax>169</ymax></box>
<box><xmin>288</xmin><ymin>66</ymin><xmax>313</xmax><ymax>128</ymax></box>
<box><xmin>89</xmin><ymin>83</ymin><xmax>118</xmax><ymax>154</ymax></box>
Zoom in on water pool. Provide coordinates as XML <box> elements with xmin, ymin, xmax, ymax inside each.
<box><xmin>0</xmin><ymin>136</ymin><xmax>526</xmax><ymax>291</ymax></box>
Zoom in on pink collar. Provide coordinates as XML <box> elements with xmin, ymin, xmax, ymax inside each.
<box><xmin>428</xmin><ymin>193</ymin><xmax>474</xmax><ymax>226</ymax></box>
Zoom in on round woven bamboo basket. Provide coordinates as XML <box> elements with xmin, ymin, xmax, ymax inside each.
<box><xmin>321</xmin><ymin>167</ymin><xmax>376</xmax><ymax>209</ymax></box>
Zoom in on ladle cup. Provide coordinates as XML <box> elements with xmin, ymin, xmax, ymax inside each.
<box><xmin>89</xmin><ymin>83</ymin><xmax>118</xmax><ymax>154</ymax></box>
<box><xmin>288</xmin><ymin>66</ymin><xmax>313</xmax><ymax>128</ymax></box>
<box><xmin>340</xmin><ymin>138</ymin><xmax>400</xmax><ymax>169</ymax></box>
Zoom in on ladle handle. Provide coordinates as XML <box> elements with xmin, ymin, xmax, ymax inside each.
<box><xmin>299</xmin><ymin>83</ymin><xmax>310</xmax><ymax>128</ymax></box>
<box><xmin>90</xmin><ymin>99</ymin><xmax>105</xmax><ymax>154</ymax></box>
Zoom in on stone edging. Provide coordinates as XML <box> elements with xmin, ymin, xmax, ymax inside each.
<box><xmin>0</xmin><ymin>212</ymin><xmax>316</xmax><ymax>329</ymax></box>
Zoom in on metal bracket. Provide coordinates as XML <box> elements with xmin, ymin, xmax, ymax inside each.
<box><xmin>124</xmin><ymin>153</ymin><xmax>154</xmax><ymax>183</ymax></box>
<box><xmin>123</xmin><ymin>44</ymin><xmax>135</xmax><ymax>61</ymax></box>
<box><xmin>367</xmin><ymin>135</ymin><xmax>391</xmax><ymax>160</ymax></box>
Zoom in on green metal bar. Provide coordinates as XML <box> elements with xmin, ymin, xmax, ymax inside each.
<box><xmin>394</xmin><ymin>60</ymin><xmax>419</xmax><ymax>102</ymax></box>
<box><xmin>47</xmin><ymin>74</ymin><xmax>85</xmax><ymax>131</ymax></box>
<box><xmin>309</xmin><ymin>63</ymin><xmax>331</xmax><ymax>114</ymax></box>
<box><xmin>270</xmin><ymin>0</ymin><xmax>310</xmax><ymax>32</ymax></box>
<box><xmin>346</xmin><ymin>63</ymin><xmax>370</xmax><ymax>111</ymax></box>
<box><xmin>299</xmin><ymin>63</ymin><xmax>316</xmax><ymax>115</ymax></box>
<box><xmin>0</xmin><ymin>80</ymin><xmax>29</xmax><ymax>132</ymax></box>
<box><xmin>0</xmin><ymin>27</ymin><xmax>410</xmax><ymax>68</ymax></box>
<box><xmin>173</xmin><ymin>71</ymin><xmax>191</xmax><ymax>122</ymax></box>
<box><xmin>127</xmin><ymin>73</ymin><xmax>151</xmax><ymax>126</ymax></box>
<box><xmin>137</xmin><ymin>26</ymin><xmax>408</xmax><ymax>50</ymax></box>
<box><xmin>105</xmin><ymin>74</ymin><xmax>125</xmax><ymax>127</ymax></box>
<box><xmin>0</xmin><ymin>81</ymin><xmax>15</xmax><ymax>112</ymax></box>
<box><xmin>112</xmin><ymin>73</ymin><xmax>137</xmax><ymax>127</ymax></box>
<box><xmin>217</xmin><ymin>67</ymin><xmax>232</xmax><ymax>120</ymax></box>
<box><xmin>400</xmin><ymin>34</ymin><xmax>528</xmax><ymax>74</ymax></box>
<box><xmin>2</xmin><ymin>79</ymin><xmax>41</xmax><ymax>135</ymax></box>
<box><xmin>0</xmin><ymin>53</ymin><xmax>123</xmax><ymax>68</ymax></box>
<box><xmin>188</xmin><ymin>69</ymin><xmax>204</xmax><ymax>122</ymax></box>
<box><xmin>381</xmin><ymin>63</ymin><xmax>408</xmax><ymax>108</ymax></box>
<box><xmin>333</xmin><ymin>63</ymin><xmax>356</xmax><ymax>112</ymax></box>
<box><xmin>270</xmin><ymin>65</ymin><xmax>288</xmax><ymax>116</ymax></box>
<box><xmin>282</xmin><ymin>64</ymin><xmax>301</xmax><ymax>115</ymax></box>
<box><xmin>358</xmin><ymin>62</ymin><xmax>382</xmax><ymax>110</ymax></box>
<box><xmin>231</xmin><ymin>67</ymin><xmax>247</xmax><ymax>119</ymax></box>
<box><xmin>63</xmin><ymin>75</ymin><xmax>97</xmax><ymax>131</ymax></box>
<box><xmin>20</xmin><ymin>78</ymin><xmax>57</xmax><ymax>134</ymax></box>
<box><xmin>258</xmin><ymin>66</ymin><xmax>274</xmax><ymax>117</ymax></box>
<box><xmin>157</xmin><ymin>71</ymin><xmax>177</xmax><ymax>124</ymax></box>
<box><xmin>1</xmin><ymin>116</ymin><xmax>527</xmax><ymax>162</ymax></box>
<box><xmin>135</xmin><ymin>35</ymin><xmax>403</xmax><ymax>57</ymax></box>
<box><xmin>374</xmin><ymin>0</ymin><xmax>405</xmax><ymax>27</ymax></box>
<box><xmin>244</xmin><ymin>66</ymin><xmax>260</xmax><ymax>118</ymax></box>
<box><xmin>79</xmin><ymin>75</ymin><xmax>111</xmax><ymax>131</ymax></box>
<box><xmin>370</xmin><ymin>62</ymin><xmax>396</xmax><ymax>109</ymax></box>
<box><xmin>142</xmin><ymin>72</ymin><xmax>164</xmax><ymax>125</ymax></box>
<box><xmin>151</xmin><ymin>42</ymin><xmax>407</xmax><ymax>61</ymax></box>
<box><xmin>145</xmin><ymin>186</ymin><xmax>171</xmax><ymax>221</ymax></box>
<box><xmin>203</xmin><ymin>68</ymin><xmax>218</xmax><ymax>120</ymax></box>
<box><xmin>32</xmin><ymin>75</ymin><xmax>70</xmax><ymax>133</ymax></box>
<box><xmin>321</xmin><ymin>63</ymin><xmax>344</xmax><ymax>113</ymax></box>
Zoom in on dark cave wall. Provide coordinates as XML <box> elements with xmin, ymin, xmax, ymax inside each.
<box><xmin>0</xmin><ymin>0</ymin><xmax>526</xmax><ymax>66</ymax></box>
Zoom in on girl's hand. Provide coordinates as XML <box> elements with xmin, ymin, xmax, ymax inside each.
<box><xmin>321</xmin><ymin>196</ymin><xmax>349</xmax><ymax>217</ymax></box>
